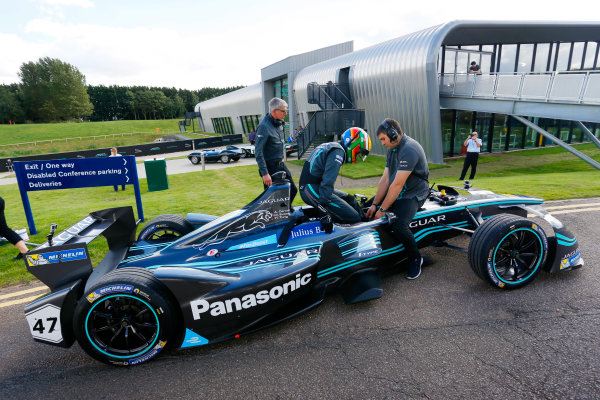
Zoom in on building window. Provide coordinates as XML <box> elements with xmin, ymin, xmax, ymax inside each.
<box><xmin>498</xmin><ymin>44</ymin><xmax>517</xmax><ymax>73</ymax></box>
<box><xmin>211</xmin><ymin>117</ymin><xmax>234</xmax><ymax>134</ymax></box>
<box><xmin>440</xmin><ymin>109</ymin><xmax>455</xmax><ymax>156</ymax></box>
<box><xmin>555</xmin><ymin>42</ymin><xmax>572</xmax><ymax>71</ymax></box>
<box><xmin>583</xmin><ymin>42</ymin><xmax>598</xmax><ymax>69</ymax></box>
<box><xmin>517</xmin><ymin>44</ymin><xmax>535</xmax><ymax>72</ymax></box>
<box><xmin>533</xmin><ymin>43</ymin><xmax>551</xmax><ymax>72</ymax></box>
<box><xmin>240</xmin><ymin>114</ymin><xmax>261</xmax><ymax>134</ymax></box>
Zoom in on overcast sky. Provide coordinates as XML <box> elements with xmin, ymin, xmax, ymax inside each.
<box><xmin>0</xmin><ymin>0</ymin><xmax>598</xmax><ymax>90</ymax></box>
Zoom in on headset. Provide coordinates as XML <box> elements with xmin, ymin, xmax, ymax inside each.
<box><xmin>380</xmin><ymin>119</ymin><xmax>399</xmax><ymax>142</ymax></box>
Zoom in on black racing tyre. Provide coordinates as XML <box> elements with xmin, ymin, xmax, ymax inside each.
<box><xmin>190</xmin><ymin>156</ymin><xmax>200</xmax><ymax>165</ymax></box>
<box><xmin>240</xmin><ymin>151</ymin><xmax>247</xmax><ymax>158</ymax></box>
<box><xmin>137</xmin><ymin>214</ymin><xmax>193</xmax><ymax>242</ymax></box>
<box><xmin>468</xmin><ymin>214</ymin><xmax>548</xmax><ymax>289</ymax></box>
<box><xmin>220</xmin><ymin>155</ymin><xmax>230</xmax><ymax>164</ymax></box>
<box><xmin>73</xmin><ymin>268</ymin><xmax>180</xmax><ymax>366</ymax></box>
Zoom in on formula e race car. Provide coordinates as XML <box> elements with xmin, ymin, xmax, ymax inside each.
<box><xmin>23</xmin><ymin>174</ymin><xmax>583</xmax><ymax>366</ymax></box>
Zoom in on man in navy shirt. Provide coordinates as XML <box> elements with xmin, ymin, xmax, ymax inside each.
<box><xmin>468</xmin><ymin>61</ymin><xmax>481</xmax><ymax>74</ymax></box>
<box><xmin>366</xmin><ymin>118</ymin><xmax>429</xmax><ymax>279</ymax></box>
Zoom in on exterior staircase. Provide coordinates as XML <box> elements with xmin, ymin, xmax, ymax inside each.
<box><xmin>297</xmin><ymin>82</ymin><xmax>365</xmax><ymax>159</ymax></box>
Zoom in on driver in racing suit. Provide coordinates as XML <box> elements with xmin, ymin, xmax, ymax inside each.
<box><xmin>299</xmin><ymin>127</ymin><xmax>371</xmax><ymax>225</ymax></box>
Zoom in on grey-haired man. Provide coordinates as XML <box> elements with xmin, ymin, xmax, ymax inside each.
<box><xmin>255</xmin><ymin>97</ymin><xmax>298</xmax><ymax>205</ymax></box>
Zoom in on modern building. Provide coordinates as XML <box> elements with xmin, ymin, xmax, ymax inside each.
<box><xmin>195</xmin><ymin>21</ymin><xmax>600</xmax><ymax>164</ymax></box>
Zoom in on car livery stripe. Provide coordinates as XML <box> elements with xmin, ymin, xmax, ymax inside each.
<box><xmin>339</xmin><ymin>232</ymin><xmax>381</xmax><ymax>247</ymax></box>
<box><xmin>413</xmin><ymin>221</ymin><xmax>470</xmax><ymax>241</ymax></box>
<box><xmin>555</xmin><ymin>232</ymin><xmax>577</xmax><ymax>246</ymax></box>
<box><xmin>146</xmin><ymin>244</ymin><xmax>322</xmax><ymax>272</ymax></box>
<box><xmin>318</xmin><ymin>243</ymin><xmax>407</xmax><ymax>277</ymax></box>
<box><xmin>319</xmin><ymin>220</ymin><xmax>476</xmax><ymax>278</ymax></box>
<box><xmin>207</xmin><ymin>253</ymin><xmax>322</xmax><ymax>274</ymax></box>
<box><xmin>414</xmin><ymin>199</ymin><xmax>543</xmax><ymax>219</ymax></box>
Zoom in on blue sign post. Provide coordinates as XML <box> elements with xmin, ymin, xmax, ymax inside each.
<box><xmin>13</xmin><ymin>156</ymin><xmax>143</xmax><ymax>235</ymax></box>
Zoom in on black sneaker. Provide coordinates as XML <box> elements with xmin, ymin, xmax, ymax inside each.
<box><xmin>406</xmin><ymin>256</ymin><xmax>423</xmax><ymax>280</ymax></box>
<box><xmin>13</xmin><ymin>252</ymin><xmax>24</xmax><ymax>260</ymax></box>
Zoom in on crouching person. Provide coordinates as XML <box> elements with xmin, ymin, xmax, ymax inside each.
<box><xmin>299</xmin><ymin>128</ymin><xmax>371</xmax><ymax>226</ymax></box>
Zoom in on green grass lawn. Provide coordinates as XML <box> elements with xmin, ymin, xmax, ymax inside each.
<box><xmin>0</xmin><ymin>119</ymin><xmax>189</xmax><ymax>144</ymax></box>
<box><xmin>0</xmin><ymin>119</ymin><xmax>214</xmax><ymax>158</ymax></box>
<box><xmin>1</xmin><ymin>142</ymin><xmax>599</xmax><ymax>286</ymax></box>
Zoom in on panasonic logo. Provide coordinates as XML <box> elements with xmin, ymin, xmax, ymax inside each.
<box><xmin>190</xmin><ymin>273</ymin><xmax>312</xmax><ymax>319</ymax></box>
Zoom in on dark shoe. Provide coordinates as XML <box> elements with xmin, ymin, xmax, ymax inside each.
<box><xmin>14</xmin><ymin>252</ymin><xmax>24</xmax><ymax>260</ymax></box>
<box><xmin>458</xmin><ymin>178</ymin><xmax>464</xmax><ymax>181</ymax></box>
<box><xmin>406</xmin><ymin>256</ymin><xmax>423</xmax><ymax>280</ymax></box>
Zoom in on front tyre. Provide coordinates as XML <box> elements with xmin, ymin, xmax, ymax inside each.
<box><xmin>73</xmin><ymin>268</ymin><xmax>179</xmax><ymax>366</ymax></box>
<box><xmin>468</xmin><ymin>214</ymin><xmax>548</xmax><ymax>289</ymax></box>
<box><xmin>220</xmin><ymin>155</ymin><xmax>230</xmax><ymax>164</ymax></box>
<box><xmin>190</xmin><ymin>156</ymin><xmax>200</xmax><ymax>165</ymax></box>
<box><xmin>137</xmin><ymin>214</ymin><xmax>193</xmax><ymax>243</ymax></box>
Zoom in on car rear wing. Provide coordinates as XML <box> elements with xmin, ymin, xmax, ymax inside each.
<box><xmin>25</xmin><ymin>206</ymin><xmax>137</xmax><ymax>291</ymax></box>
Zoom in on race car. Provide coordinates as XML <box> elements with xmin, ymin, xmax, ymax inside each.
<box><xmin>234</xmin><ymin>144</ymin><xmax>295</xmax><ymax>158</ymax></box>
<box><xmin>187</xmin><ymin>145</ymin><xmax>243</xmax><ymax>165</ymax></box>
<box><xmin>23</xmin><ymin>175</ymin><xmax>583</xmax><ymax>366</ymax></box>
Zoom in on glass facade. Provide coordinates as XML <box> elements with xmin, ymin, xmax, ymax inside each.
<box><xmin>273</xmin><ymin>77</ymin><xmax>289</xmax><ymax>135</ymax></box>
<box><xmin>440</xmin><ymin>38</ymin><xmax>599</xmax><ymax>157</ymax></box>
<box><xmin>441</xmin><ymin>110</ymin><xmax>598</xmax><ymax>157</ymax></box>
<box><xmin>211</xmin><ymin>117</ymin><xmax>234</xmax><ymax>134</ymax></box>
<box><xmin>240</xmin><ymin>114</ymin><xmax>261</xmax><ymax>134</ymax></box>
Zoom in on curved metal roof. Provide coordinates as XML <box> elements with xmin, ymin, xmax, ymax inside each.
<box><xmin>294</xmin><ymin>20</ymin><xmax>600</xmax><ymax>163</ymax></box>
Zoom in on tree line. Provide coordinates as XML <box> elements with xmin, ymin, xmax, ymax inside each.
<box><xmin>0</xmin><ymin>57</ymin><xmax>244</xmax><ymax>124</ymax></box>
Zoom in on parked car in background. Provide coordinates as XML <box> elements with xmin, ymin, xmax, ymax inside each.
<box><xmin>237</xmin><ymin>145</ymin><xmax>255</xmax><ymax>158</ymax></box>
<box><xmin>286</xmin><ymin>142</ymin><xmax>298</xmax><ymax>157</ymax></box>
<box><xmin>187</xmin><ymin>145</ymin><xmax>243</xmax><ymax>164</ymax></box>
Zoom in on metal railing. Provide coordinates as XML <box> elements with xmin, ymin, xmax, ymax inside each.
<box><xmin>307</xmin><ymin>82</ymin><xmax>355</xmax><ymax>110</ymax></box>
<box><xmin>439</xmin><ymin>71</ymin><xmax>600</xmax><ymax>104</ymax></box>
<box><xmin>297</xmin><ymin>109</ymin><xmax>364</xmax><ymax>158</ymax></box>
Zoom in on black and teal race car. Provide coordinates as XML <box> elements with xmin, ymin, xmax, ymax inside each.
<box><xmin>23</xmin><ymin>174</ymin><xmax>583</xmax><ymax>366</ymax></box>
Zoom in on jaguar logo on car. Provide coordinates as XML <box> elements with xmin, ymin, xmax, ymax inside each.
<box><xmin>409</xmin><ymin>215</ymin><xmax>446</xmax><ymax>228</ymax></box>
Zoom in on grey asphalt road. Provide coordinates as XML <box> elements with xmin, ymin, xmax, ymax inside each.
<box><xmin>1</xmin><ymin>198</ymin><xmax>599</xmax><ymax>399</ymax></box>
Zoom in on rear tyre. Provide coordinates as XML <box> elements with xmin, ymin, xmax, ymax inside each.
<box><xmin>220</xmin><ymin>155</ymin><xmax>230</xmax><ymax>164</ymax></box>
<box><xmin>137</xmin><ymin>214</ymin><xmax>193</xmax><ymax>242</ymax></box>
<box><xmin>468</xmin><ymin>214</ymin><xmax>548</xmax><ymax>289</ymax></box>
<box><xmin>73</xmin><ymin>268</ymin><xmax>179</xmax><ymax>366</ymax></box>
<box><xmin>190</xmin><ymin>156</ymin><xmax>200</xmax><ymax>165</ymax></box>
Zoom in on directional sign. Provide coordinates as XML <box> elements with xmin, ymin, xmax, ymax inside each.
<box><xmin>15</xmin><ymin>156</ymin><xmax>135</xmax><ymax>190</ymax></box>
<box><xmin>14</xmin><ymin>156</ymin><xmax>143</xmax><ymax>234</ymax></box>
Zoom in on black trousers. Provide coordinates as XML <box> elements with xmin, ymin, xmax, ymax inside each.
<box><xmin>459</xmin><ymin>152</ymin><xmax>479</xmax><ymax>180</ymax></box>
<box><xmin>390</xmin><ymin>197</ymin><xmax>426</xmax><ymax>260</ymax></box>
<box><xmin>0</xmin><ymin>197</ymin><xmax>23</xmax><ymax>245</ymax></box>
<box><xmin>263</xmin><ymin>160</ymin><xmax>297</xmax><ymax>204</ymax></box>
<box><xmin>300</xmin><ymin>185</ymin><xmax>364</xmax><ymax>224</ymax></box>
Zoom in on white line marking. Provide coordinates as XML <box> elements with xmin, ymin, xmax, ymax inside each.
<box><xmin>0</xmin><ymin>286</ymin><xmax>48</xmax><ymax>301</ymax></box>
<box><xmin>0</xmin><ymin>294</ymin><xmax>46</xmax><ymax>309</ymax></box>
<box><xmin>548</xmin><ymin>207</ymin><xmax>600</xmax><ymax>215</ymax></box>
<box><xmin>528</xmin><ymin>206</ymin><xmax>600</xmax><ymax>218</ymax></box>
<box><xmin>543</xmin><ymin>203</ymin><xmax>600</xmax><ymax>211</ymax></box>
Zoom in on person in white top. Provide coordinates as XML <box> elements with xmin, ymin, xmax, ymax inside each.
<box><xmin>109</xmin><ymin>147</ymin><xmax>125</xmax><ymax>191</ymax></box>
<box><xmin>459</xmin><ymin>131</ymin><xmax>482</xmax><ymax>180</ymax></box>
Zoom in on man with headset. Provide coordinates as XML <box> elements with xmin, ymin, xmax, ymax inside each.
<box><xmin>299</xmin><ymin>127</ymin><xmax>371</xmax><ymax>226</ymax></box>
<box><xmin>255</xmin><ymin>97</ymin><xmax>297</xmax><ymax>205</ymax></box>
<box><xmin>365</xmin><ymin>118</ymin><xmax>430</xmax><ymax>279</ymax></box>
